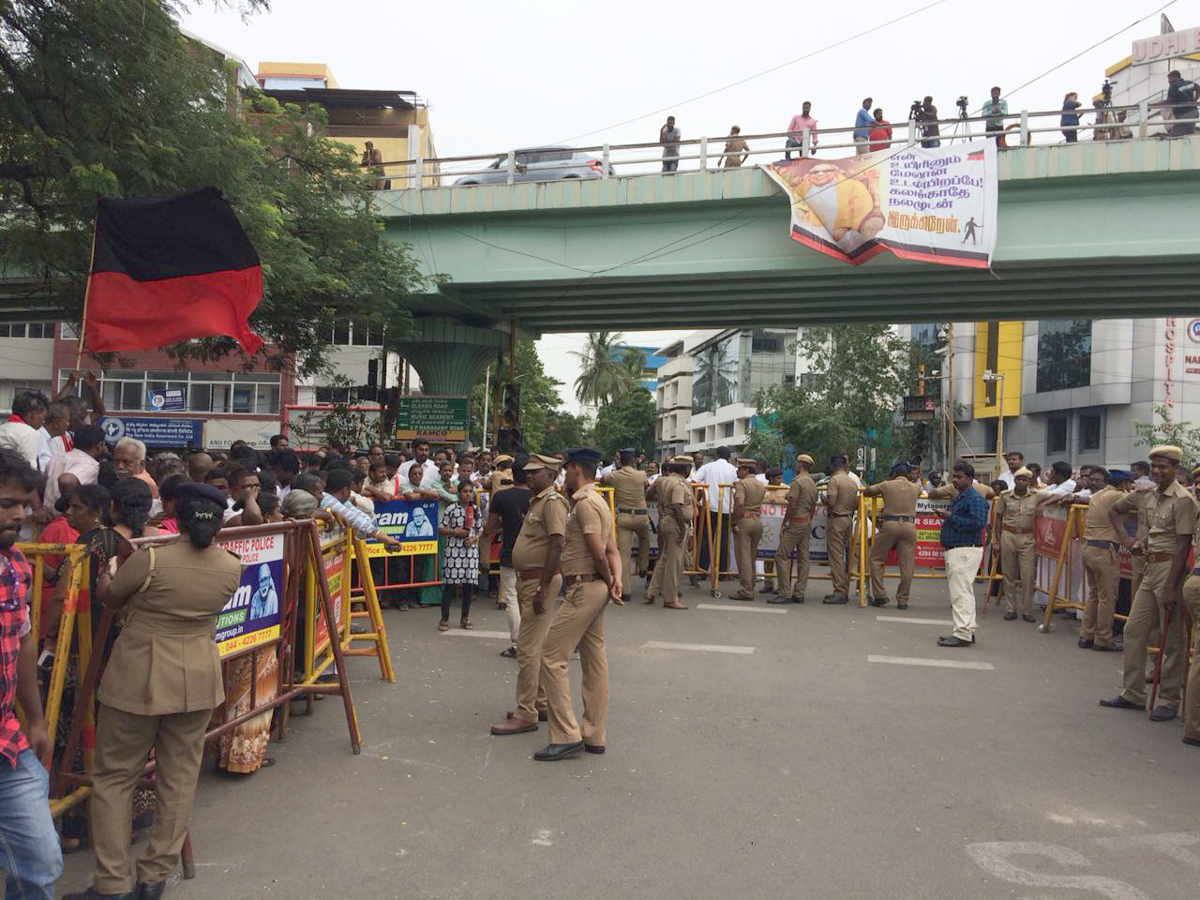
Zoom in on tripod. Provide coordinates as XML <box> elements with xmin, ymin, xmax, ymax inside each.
<box><xmin>947</xmin><ymin>105</ymin><xmax>972</xmax><ymax>144</ymax></box>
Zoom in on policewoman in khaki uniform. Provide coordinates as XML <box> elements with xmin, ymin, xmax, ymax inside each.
<box><xmin>823</xmin><ymin>454</ymin><xmax>859</xmax><ymax>604</ymax></box>
<box><xmin>772</xmin><ymin>453</ymin><xmax>818</xmax><ymax>604</ymax></box>
<box><xmin>731</xmin><ymin>458</ymin><xmax>766</xmax><ymax>601</ymax></box>
<box><xmin>993</xmin><ymin>466</ymin><xmax>1039</xmax><ymax>622</ymax></box>
<box><xmin>602</xmin><ymin>448</ymin><xmax>650</xmax><ymax>603</ymax></box>
<box><xmin>490</xmin><ymin>455</ymin><xmax>568</xmax><ymax>736</ymax></box>
<box><xmin>488</xmin><ymin>454</ymin><xmax>515</xmax><ymax>495</ymax></box>
<box><xmin>1180</xmin><ymin>510</ymin><xmax>1200</xmax><ymax>749</ymax></box>
<box><xmin>535</xmin><ymin>448</ymin><xmax>623</xmax><ymax>761</ymax></box>
<box><xmin>646</xmin><ymin>456</ymin><xmax>692</xmax><ymax>610</ymax></box>
<box><xmin>863</xmin><ymin>463</ymin><xmax>922</xmax><ymax>609</ymax></box>
<box><xmin>68</xmin><ymin>483</ymin><xmax>243</xmax><ymax>900</ymax></box>
<box><xmin>1101</xmin><ymin>445</ymin><xmax>1197</xmax><ymax>720</ymax></box>
<box><xmin>1078</xmin><ymin>467</ymin><xmax>1124</xmax><ymax>650</ymax></box>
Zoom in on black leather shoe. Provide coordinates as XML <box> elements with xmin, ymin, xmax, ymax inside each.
<box><xmin>62</xmin><ymin>889</ymin><xmax>132</xmax><ymax>900</ymax></box>
<box><xmin>823</xmin><ymin>595</ymin><xmax>849</xmax><ymax>605</ymax></box>
<box><xmin>1022</xmin><ymin>615</ymin><xmax>1037</xmax><ymax>623</ymax></box>
<box><xmin>1004</xmin><ymin>612</ymin><xmax>1018</xmax><ymax>621</ymax></box>
<box><xmin>766</xmin><ymin>596</ymin><xmax>792</xmax><ymax>604</ymax></box>
<box><xmin>135</xmin><ymin>883</ymin><xmax>166</xmax><ymax>900</ymax></box>
<box><xmin>1150</xmin><ymin>706</ymin><xmax>1178</xmax><ymax>722</ymax></box>
<box><xmin>1092</xmin><ymin>642</ymin><xmax>1120</xmax><ymax>652</ymax></box>
<box><xmin>584</xmin><ymin>744</ymin><xmax>605</xmax><ymax>754</ymax></box>
<box><xmin>1078</xmin><ymin>638</ymin><xmax>1094</xmax><ymax>649</ymax></box>
<box><xmin>937</xmin><ymin>635</ymin><xmax>974</xmax><ymax>647</ymax></box>
<box><xmin>1099</xmin><ymin>696</ymin><xmax>1142</xmax><ymax>710</ymax></box>
<box><xmin>621</xmin><ymin>594</ymin><xmax>632</xmax><ymax>605</ymax></box>
<box><xmin>869</xmin><ymin>596</ymin><xmax>889</xmax><ymax>607</ymax></box>
<box><xmin>1183</xmin><ymin>736</ymin><xmax>1200</xmax><ymax>748</ymax></box>
<box><xmin>533</xmin><ymin>741</ymin><xmax>585</xmax><ymax>761</ymax></box>
<box><xmin>793</xmin><ymin>595</ymin><xmax>806</xmax><ymax>604</ymax></box>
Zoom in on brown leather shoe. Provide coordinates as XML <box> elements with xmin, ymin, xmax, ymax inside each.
<box><xmin>663</xmin><ymin>600</ymin><xmax>688</xmax><ymax>610</ymax></box>
<box><xmin>507</xmin><ymin>708</ymin><xmax>548</xmax><ymax>722</ymax></box>
<box><xmin>491</xmin><ymin>716</ymin><xmax>538</xmax><ymax>735</ymax></box>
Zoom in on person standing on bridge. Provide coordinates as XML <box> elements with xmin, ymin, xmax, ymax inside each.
<box><xmin>721</xmin><ymin>126</ymin><xmax>749</xmax><ymax>168</ymax></box>
<box><xmin>868</xmin><ymin>108</ymin><xmax>892</xmax><ymax>153</ymax></box>
<box><xmin>772</xmin><ymin>453</ymin><xmax>818</xmax><ymax>604</ymax></box>
<box><xmin>785</xmin><ymin>101</ymin><xmax>819</xmax><ymax>159</ymax></box>
<box><xmin>1164</xmin><ymin>70</ymin><xmax>1199</xmax><ymax>136</ymax></box>
<box><xmin>853</xmin><ymin>98</ymin><xmax>874</xmax><ymax>154</ymax></box>
<box><xmin>983</xmin><ymin>86</ymin><xmax>1008</xmax><ymax>145</ymax></box>
<box><xmin>660</xmin><ymin>116</ymin><xmax>681</xmax><ymax>173</ymax></box>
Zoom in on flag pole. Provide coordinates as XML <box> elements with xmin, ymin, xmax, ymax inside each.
<box><xmin>75</xmin><ymin>224</ymin><xmax>98</xmax><ymax>373</ymax></box>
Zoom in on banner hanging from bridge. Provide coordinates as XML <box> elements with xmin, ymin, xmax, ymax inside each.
<box><xmin>762</xmin><ymin>139</ymin><xmax>997</xmax><ymax>268</ymax></box>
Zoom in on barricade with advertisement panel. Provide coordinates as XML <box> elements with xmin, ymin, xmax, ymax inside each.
<box><xmin>22</xmin><ymin>519</ymin><xmax>362</xmax><ymax>882</ymax></box>
<box><xmin>361</xmin><ymin>494</ymin><xmax>443</xmax><ymax>604</ymax></box>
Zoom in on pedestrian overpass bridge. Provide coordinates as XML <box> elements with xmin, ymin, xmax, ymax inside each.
<box><xmin>377</xmin><ymin>138</ymin><xmax>1200</xmax><ymax>392</ymax></box>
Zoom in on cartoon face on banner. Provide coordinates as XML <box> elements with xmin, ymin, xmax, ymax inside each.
<box><xmin>366</xmin><ymin>497</ymin><xmax>440</xmax><ymax>558</ymax></box>
<box><xmin>214</xmin><ymin>533</ymin><xmax>285</xmax><ymax>658</ymax></box>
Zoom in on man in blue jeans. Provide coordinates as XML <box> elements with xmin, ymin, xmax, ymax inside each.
<box><xmin>0</xmin><ymin>449</ymin><xmax>62</xmax><ymax>899</ymax></box>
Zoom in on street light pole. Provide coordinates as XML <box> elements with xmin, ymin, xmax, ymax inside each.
<box><xmin>982</xmin><ymin>368</ymin><xmax>1005</xmax><ymax>475</ymax></box>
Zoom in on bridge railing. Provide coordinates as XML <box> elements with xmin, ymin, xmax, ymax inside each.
<box><xmin>367</xmin><ymin>101</ymin><xmax>1192</xmax><ymax>189</ymax></box>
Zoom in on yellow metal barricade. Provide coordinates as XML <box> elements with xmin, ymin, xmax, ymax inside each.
<box><xmin>302</xmin><ymin>529</ymin><xmax>354</xmax><ymax>684</ymax></box>
<box><xmin>345</xmin><ymin>531</ymin><xmax>396</xmax><ymax>683</ymax></box>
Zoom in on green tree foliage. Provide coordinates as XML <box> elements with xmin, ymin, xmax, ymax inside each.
<box><xmin>468</xmin><ymin>341</ymin><xmax>564</xmax><ymax>453</ymax></box>
<box><xmin>592</xmin><ymin>388</ymin><xmax>656</xmax><ymax>459</ymax></box>
<box><xmin>1133</xmin><ymin>404</ymin><xmax>1200</xmax><ymax>466</ymax></box>
<box><xmin>571</xmin><ymin>332</ymin><xmax>640</xmax><ymax>406</ymax></box>
<box><xmin>752</xmin><ymin>325</ymin><xmax>918</xmax><ymax>473</ymax></box>
<box><xmin>0</xmin><ymin>0</ymin><xmax>420</xmax><ymax>376</ymax></box>
<box><xmin>543</xmin><ymin>409</ymin><xmax>593</xmax><ymax>451</ymax></box>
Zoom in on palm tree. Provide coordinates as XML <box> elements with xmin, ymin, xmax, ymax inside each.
<box><xmin>571</xmin><ymin>331</ymin><xmax>638</xmax><ymax>406</ymax></box>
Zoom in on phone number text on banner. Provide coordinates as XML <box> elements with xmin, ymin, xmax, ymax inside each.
<box><xmin>366</xmin><ymin>497</ymin><xmax>440</xmax><ymax>558</ymax></box>
<box><xmin>214</xmin><ymin>532</ymin><xmax>284</xmax><ymax>658</ymax></box>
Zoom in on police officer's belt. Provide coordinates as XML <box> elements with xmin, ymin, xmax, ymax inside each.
<box><xmin>1085</xmin><ymin>540</ymin><xmax>1117</xmax><ymax>549</ymax></box>
<box><xmin>737</xmin><ymin>511</ymin><xmax>762</xmax><ymax>519</ymax></box>
<box><xmin>1002</xmin><ymin>525</ymin><xmax>1033</xmax><ymax>534</ymax></box>
<box><xmin>883</xmin><ymin>515</ymin><xmax>914</xmax><ymax>523</ymax></box>
<box><xmin>1145</xmin><ymin>551</ymin><xmax>1176</xmax><ymax>562</ymax></box>
<box><xmin>788</xmin><ymin>515</ymin><xmax>812</xmax><ymax>523</ymax></box>
<box><xmin>563</xmin><ymin>573</ymin><xmax>601</xmax><ymax>586</ymax></box>
<box><xmin>829</xmin><ymin>512</ymin><xmax>852</xmax><ymax>518</ymax></box>
<box><xmin>618</xmin><ymin>508</ymin><xmax>648</xmax><ymax>515</ymax></box>
<box><xmin>518</xmin><ymin>567</ymin><xmax>546</xmax><ymax>581</ymax></box>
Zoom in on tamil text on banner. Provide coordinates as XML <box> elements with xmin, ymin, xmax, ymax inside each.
<box><xmin>214</xmin><ymin>532</ymin><xmax>284</xmax><ymax>658</ymax></box>
<box><xmin>365</xmin><ymin>497</ymin><xmax>440</xmax><ymax>558</ymax></box>
<box><xmin>761</xmin><ymin>140</ymin><xmax>997</xmax><ymax>268</ymax></box>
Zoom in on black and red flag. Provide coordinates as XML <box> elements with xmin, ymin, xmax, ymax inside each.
<box><xmin>83</xmin><ymin>187</ymin><xmax>264</xmax><ymax>354</ymax></box>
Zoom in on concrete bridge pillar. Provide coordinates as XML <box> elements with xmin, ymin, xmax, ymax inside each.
<box><xmin>393</xmin><ymin>316</ymin><xmax>507</xmax><ymax>395</ymax></box>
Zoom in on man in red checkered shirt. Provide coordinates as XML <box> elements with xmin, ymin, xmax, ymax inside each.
<box><xmin>0</xmin><ymin>449</ymin><xmax>62</xmax><ymax>898</ymax></box>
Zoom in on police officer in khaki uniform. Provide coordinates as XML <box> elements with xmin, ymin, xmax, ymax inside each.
<box><xmin>602</xmin><ymin>447</ymin><xmax>650</xmax><ymax>603</ymax></box>
<box><xmin>67</xmin><ymin>483</ymin><xmax>243</xmax><ymax>900</ymax></box>
<box><xmin>534</xmin><ymin>448</ymin><xmax>623</xmax><ymax>761</ymax></box>
<box><xmin>992</xmin><ymin>466</ymin><xmax>1039</xmax><ymax>623</ymax></box>
<box><xmin>1180</xmin><ymin>511</ymin><xmax>1200</xmax><ymax>749</ymax></box>
<box><xmin>1077</xmin><ymin>467</ymin><xmax>1124</xmax><ymax>650</ymax></box>
<box><xmin>772</xmin><ymin>453</ymin><xmax>818</xmax><ymax>604</ymax></box>
<box><xmin>488</xmin><ymin>454</ymin><xmax>515</xmax><ymax>495</ymax></box>
<box><xmin>1101</xmin><ymin>445</ymin><xmax>1197</xmax><ymax>720</ymax></box>
<box><xmin>731</xmin><ymin>457</ymin><xmax>766</xmax><ymax>601</ymax></box>
<box><xmin>863</xmin><ymin>462</ymin><xmax>923</xmax><ymax>609</ymax></box>
<box><xmin>823</xmin><ymin>454</ymin><xmax>859</xmax><ymax>605</ymax></box>
<box><xmin>490</xmin><ymin>454</ymin><xmax>568</xmax><ymax>736</ymax></box>
<box><xmin>645</xmin><ymin>456</ymin><xmax>692</xmax><ymax>610</ymax></box>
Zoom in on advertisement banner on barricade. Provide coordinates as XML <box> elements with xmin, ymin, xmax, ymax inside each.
<box><xmin>215</xmin><ymin>532</ymin><xmax>285</xmax><ymax>659</ymax></box>
<box><xmin>364</xmin><ymin>497</ymin><xmax>440</xmax><ymax>558</ymax></box>
<box><xmin>914</xmin><ymin>498</ymin><xmax>950</xmax><ymax>567</ymax></box>
<box><xmin>1035</xmin><ymin>507</ymin><xmax>1069</xmax><ymax>557</ymax></box>
<box><xmin>312</xmin><ymin>535</ymin><xmax>348</xmax><ymax>656</ymax></box>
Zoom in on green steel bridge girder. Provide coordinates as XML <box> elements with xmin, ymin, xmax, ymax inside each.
<box><xmin>379</xmin><ymin>139</ymin><xmax>1200</xmax><ymax>334</ymax></box>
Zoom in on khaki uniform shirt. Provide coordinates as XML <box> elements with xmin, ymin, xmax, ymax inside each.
<box><xmin>605</xmin><ymin>466</ymin><xmax>648</xmax><ymax>512</ymax></box>
<box><xmin>867</xmin><ymin>477</ymin><xmax>922</xmax><ymax>516</ymax></box>
<box><xmin>1082</xmin><ymin>485</ymin><xmax>1123</xmax><ymax>542</ymax></box>
<box><xmin>510</xmin><ymin>484</ymin><xmax>568</xmax><ymax>572</ymax></box>
<box><xmin>1113</xmin><ymin>480</ymin><xmax>1198</xmax><ymax>554</ymax></box>
<box><xmin>733</xmin><ymin>475</ymin><xmax>766</xmax><ymax>513</ymax></box>
<box><xmin>489</xmin><ymin>469</ymin><xmax>514</xmax><ymax>495</ymax></box>
<box><xmin>997</xmin><ymin>489</ymin><xmax>1039</xmax><ymax>532</ymax></box>
<box><xmin>560</xmin><ymin>483</ymin><xmax>613</xmax><ymax>577</ymax></box>
<box><xmin>98</xmin><ymin>539</ymin><xmax>243</xmax><ymax>716</ymax></box>
<box><xmin>785</xmin><ymin>473</ymin><xmax>819</xmax><ymax>519</ymax></box>
<box><xmin>657</xmin><ymin>474</ymin><xmax>692</xmax><ymax>515</ymax></box>
<box><xmin>825</xmin><ymin>472</ymin><xmax>859</xmax><ymax>515</ymax></box>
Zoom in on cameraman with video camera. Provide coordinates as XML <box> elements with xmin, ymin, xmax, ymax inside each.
<box><xmin>914</xmin><ymin>95</ymin><xmax>940</xmax><ymax>147</ymax></box>
<box><xmin>1165</xmin><ymin>70</ymin><xmax>1198</xmax><ymax>136</ymax></box>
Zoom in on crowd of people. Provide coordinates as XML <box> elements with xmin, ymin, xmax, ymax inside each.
<box><xmin>655</xmin><ymin>71</ymin><xmax>1200</xmax><ymax>172</ymax></box>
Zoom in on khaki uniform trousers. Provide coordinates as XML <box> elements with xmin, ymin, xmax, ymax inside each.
<box><xmin>733</xmin><ymin>516</ymin><xmax>763</xmax><ymax>596</ymax></box>
<box><xmin>1000</xmin><ymin>532</ymin><xmax>1036</xmax><ymax>616</ymax></box>
<box><xmin>1081</xmin><ymin>544</ymin><xmax>1119</xmax><ymax>645</ymax></box>
<box><xmin>650</xmin><ymin>516</ymin><xmax>685</xmax><ymax>604</ymax></box>
<box><xmin>540</xmin><ymin>580</ymin><xmax>610</xmax><ymax>745</ymax></box>
<box><xmin>513</xmin><ymin>572</ymin><xmax>561</xmax><ymax>724</ymax></box>
<box><xmin>827</xmin><ymin>515</ymin><xmax>854</xmax><ymax>597</ymax></box>
<box><xmin>869</xmin><ymin>520</ymin><xmax>916</xmax><ymax>603</ymax></box>
<box><xmin>774</xmin><ymin>520</ymin><xmax>812</xmax><ymax>600</ymax></box>
<box><xmin>1181</xmin><ymin>574</ymin><xmax>1200</xmax><ymax>741</ymax></box>
<box><xmin>90</xmin><ymin>705</ymin><xmax>212</xmax><ymax>894</ymax></box>
<box><xmin>1119</xmin><ymin>559</ymin><xmax>1186</xmax><ymax>709</ymax></box>
<box><xmin>615</xmin><ymin>512</ymin><xmax>651</xmax><ymax>596</ymax></box>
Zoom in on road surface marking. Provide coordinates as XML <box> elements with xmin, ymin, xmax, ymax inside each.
<box><xmin>440</xmin><ymin>630</ymin><xmax>510</xmax><ymax>640</ymax></box>
<box><xmin>868</xmin><ymin>654</ymin><xmax>995</xmax><ymax>671</ymax></box>
<box><xmin>532</xmin><ymin>829</ymin><xmax>554</xmax><ymax>847</ymax></box>
<box><xmin>966</xmin><ymin>842</ymin><xmax>1149</xmax><ymax>899</ymax></box>
<box><xmin>643</xmin><ymin>640</ymin><xmax>756</xmax><ymax>655</ymax></box>
<box><xmin>697</xmin><ymin>603</ymin><xmax>788</xmax><ymax>614</ymax></box>
<box><xmin>876</xmin><ymin>615</ymin><xmax>953</xmax><ymax>625</ymax></box>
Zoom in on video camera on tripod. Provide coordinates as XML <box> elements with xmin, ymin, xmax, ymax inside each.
<box><xmin>956</xmin><ymin>95</ymin><xmax>969</xmax><ymax>117</ymax></box>
<box><xmin>1100</xmin><ymin>79</ymin><xmax>1114</xmax><ymax>104</ymax></box>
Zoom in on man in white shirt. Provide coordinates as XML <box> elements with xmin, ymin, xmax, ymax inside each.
<box><xmin>36</xmin><ymin>403</ymin><xmax>70</xmax><ymax>471</ymax></box>
<box><xmin>691</xmin><ymin>446</ymin><xmax>739</xmax><ymax>573</ymax></box>
<box><xmin>43</xmin><ymin>424</ymin><xmax>106</xmax><ymax>509</ymax></box>
<box><xmin>1036</xmin><ymin>460</ymin><xmax>1078</xmax><ymax>511</ymax></box>
<box><xmin>397</xmin><ymin>439</ymin><xmax>438</xmax><ymax>489</ymax></box>
<box><xmin>998</xmin><ymin>451</ymin><xmax>1024</xmax><ymax>490</ymax></box>
<box><xmin>0</xmin><ymin>391</ymin><xmax>48</xmax><ymax>468</ymax></box>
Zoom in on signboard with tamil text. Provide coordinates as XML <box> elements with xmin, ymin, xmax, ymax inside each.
<box><xmin>394</xmin><ymin>396</ymin><xmax>468</xmax><ymax>442</ymax></box>
<box><xmin>146</xmin><ymin>388</ymin><xmax>186</xmax><ymax>411</ymax></box>
<box><xmin>99</xmin><ymin>415</ymin><xmax>203</xmax><ymax>448</ymax></box>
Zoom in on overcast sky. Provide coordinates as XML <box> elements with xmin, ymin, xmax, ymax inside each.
<box><xmin>181</xmin><ymin>0</ymin><xmax>1185</xmax><ymax>409</ymax></box>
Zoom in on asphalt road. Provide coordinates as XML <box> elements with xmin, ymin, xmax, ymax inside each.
<box><xmin>58</xmin><ymin>576</ymin><xmax>1200</xmax><ymax>900</ymax></box>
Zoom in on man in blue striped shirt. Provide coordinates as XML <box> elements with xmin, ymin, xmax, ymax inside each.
<box><xmin>321</xmin><ymin>468</ymin><xmax>402</xmax><ymax>549</ymax></box>
<box><xmin>936</xmin><ymin>461</ymin><xmax>990</xmax><ymax>647</ymax></box>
